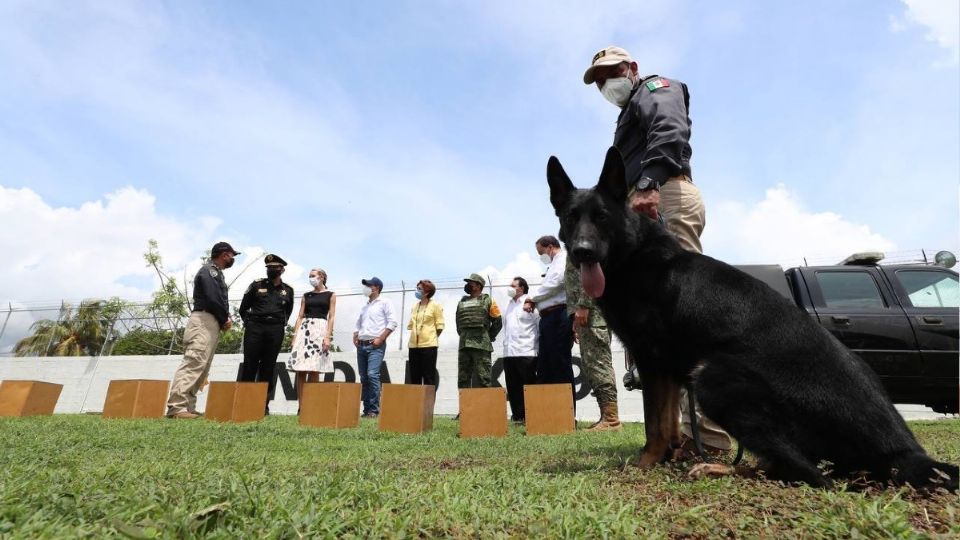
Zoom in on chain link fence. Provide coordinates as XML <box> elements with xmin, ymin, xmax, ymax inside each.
<box><xmin>0</xmin><ymin>276</ymin><xmax>546</xmax><ymax>357</ymax></box>
<box><xmin>0</xmin><ymin>249</ymin><xmax>948</xmax><ymax>357</ymax></box>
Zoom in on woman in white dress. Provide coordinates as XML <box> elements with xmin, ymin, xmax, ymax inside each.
<box><xmin>289</xmin><ymin>268</ymin><xmax>336</xmax><ymax>410</ymax></box>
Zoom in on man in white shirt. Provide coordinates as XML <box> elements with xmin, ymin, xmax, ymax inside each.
<box><xmin>352</xmin><ymin>277</ymin><xmax>397</xmax><ymax>417</ymax></box>
<box><xmin>502</xmin><ymin>277</ymin><xmax>540</xmax><ymax>422</ymax></box>
<box><xmin>525</xmin><ymin>235</ymin><xmax>575</xmax><ymax>399</ymax></box>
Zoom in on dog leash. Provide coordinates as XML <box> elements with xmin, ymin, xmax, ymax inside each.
<box><xmin>685</xmin><ymin>382</ymin><xmax>744</xmax><ymax>465</ymax></box>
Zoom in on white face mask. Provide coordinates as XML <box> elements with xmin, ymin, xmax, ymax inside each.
<box><xmin>505</xmin><ymin>286</ymin><xmax>518</xmax><ymax>299</ymax></box>
<box><xmin>600</xmin><ymin>76</ymin><xmax>634</xmax><ymax>107</ymax></box>
<box><xmin>309</xmin><ymin>277</ymin><xmax>321</xmax><ymax>288</ymax></box>
<box><xmin>362</xmin><ymin>286</ymin><xmax>373</xmax><ymax>297</ymax></box>
<box><xmin>539</xmin><ymin>252</ymin><xmax>553</xmax><ymax>265</ymax></box>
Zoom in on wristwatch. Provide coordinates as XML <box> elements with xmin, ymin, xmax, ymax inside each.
<box><xmin>634</xmin><ymin>176</ymin><xmax>660</xmax><ymax>192</ymax></box>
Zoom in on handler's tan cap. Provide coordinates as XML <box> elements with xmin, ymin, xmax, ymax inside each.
<box><xmin>583</xmin><ymin>46</ymin><xmax>634</xmax><ymax>84</ymax></box>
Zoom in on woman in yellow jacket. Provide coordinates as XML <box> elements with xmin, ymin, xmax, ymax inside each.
<box><xmin>407</xmin><ymin>279</ymin><xmax>444</xmax><ymax>389</ymax></box>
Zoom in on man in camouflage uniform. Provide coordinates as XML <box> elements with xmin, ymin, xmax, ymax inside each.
<box><xmin>456</xmin><ymin>273</ymin><xmax>503</xmax><ymax>388</ymax></box>
<box><xmin>564</xmin><ymin>257</ymin><xmax>622</xmax><ymax>431</ymax></box>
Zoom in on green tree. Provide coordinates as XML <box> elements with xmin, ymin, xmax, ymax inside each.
<box><xmin>14</xmin><ymin>299</ymin><xmax>124</xmax><ymax>357</ymax></box>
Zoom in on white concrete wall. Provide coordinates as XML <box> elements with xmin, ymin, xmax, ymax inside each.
<box><xmin>0</xmin><ymin>349</ymin><xmax>647</xmax><ymax>421</ymax></box>
<box><xmin>0</xmin><ymin>350</ymin><xmax>943</xmax><ymax>421</ymax></box>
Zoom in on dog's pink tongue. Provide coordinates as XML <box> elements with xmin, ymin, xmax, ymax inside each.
<box><xmin>580</xmin><ymin>262</ymin><xmax>606</xmax><ymax>298</ymax></box>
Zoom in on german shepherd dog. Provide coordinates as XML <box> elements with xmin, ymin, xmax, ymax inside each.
<box><xmin>547</xmin><ymin>147</ymin><xmax>958</xmax><ymax>490</ymax></box>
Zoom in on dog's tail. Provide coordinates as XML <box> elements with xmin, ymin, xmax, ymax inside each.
<box><xmin>891</xmin><ymin>452</ymin><xmax>959</xmax><ymax>492</ymax></box>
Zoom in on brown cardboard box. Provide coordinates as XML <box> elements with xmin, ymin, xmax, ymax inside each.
<box><xmin>204</xmin><ymin>382</ymin><xmax>268</xmax><ymax>423</ymax></box>
<box><xmin>299</xmin><ymin>382</ymin><xmax>361</xmax><ymax>428</ymax></box>
<box><xmin>102</xmin><ymin>379</ymin><xmax>170</xmax><ymax>419</ymax></box>
<box><xmin>523</xmin><ymin>384</ymin><xmax>575</xmax><ymax>435</ymax></box>
<box><xmin>458</xmin><ymin>387</ymin><xmax>508</xmax><ymax>438</ymax></box>
<box><xmin>378</xmin><ymin>384</ymin><xmax>435</xmax><ymax>434</ymax></box>
<box><xmin>0</xmin><ymin>380</ymin><xmax>63</xmax><ymax>417</ymax></box>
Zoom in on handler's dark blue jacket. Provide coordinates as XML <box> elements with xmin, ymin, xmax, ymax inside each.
<box><xmin>613</xmin><ymin>75</ymin><xmax>693</xmax><ymax>188</ymax></box>
<box><xmin>193</xmin><ymin>262</ymin><xmax>230</xmax><ymax>325</ymax></box>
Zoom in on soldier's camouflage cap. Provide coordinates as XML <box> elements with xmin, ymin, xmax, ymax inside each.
<box><xmin>463</xmin><ymin>273</ymin><xmax>486</xmax><ymax>287</ymax></box>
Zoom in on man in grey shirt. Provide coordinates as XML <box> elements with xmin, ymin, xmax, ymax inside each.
<box><xmin>165</xmin><ymin>241</ymin><xmax>239</xmax><ymax>419</ymax></box>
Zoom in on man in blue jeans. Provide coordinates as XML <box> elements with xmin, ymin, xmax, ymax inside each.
<box><xmin>353</xmin><ymin>277</ymin><xmax>397</xmax><ymax>417</ymax></box>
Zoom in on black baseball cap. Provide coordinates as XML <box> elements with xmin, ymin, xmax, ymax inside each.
<box><xmin>361</xmin><ymin>277</ymin><xmax>384</xmax><ymax>289</ymax></box>
<box><xmin>210</xmin><ymin>241</ymin><xmax>240</xmax><ymax>256</ymax></box>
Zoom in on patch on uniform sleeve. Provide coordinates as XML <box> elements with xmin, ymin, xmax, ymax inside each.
<box><xmin>208</xmin><ymin>267</ymin><xmax>219</xmax><ymax>278</ymax></box>
<box><xmin>489</xmin><ymin>302</ymin><xmax>501</xmax><ymax>318</ymax></box>
<box><xmin>645</xmin><ymin>78</ymin><xmax>670</xmax><ymax>92</ymax></box>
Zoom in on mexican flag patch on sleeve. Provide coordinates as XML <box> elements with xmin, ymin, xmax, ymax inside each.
<box><xmin>645</xmin><ymin>78</ymin><xmax>670</xmax><ymax>92</ymax></box>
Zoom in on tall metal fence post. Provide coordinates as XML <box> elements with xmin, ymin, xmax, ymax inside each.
<box><xmin>398</xmin><ymin>281</ymin><xmax>406</xmax><ymax>352</ymax></box>
<box><xmin>0</xmin><ymin>302</ymin><xmax>12</xmax><ymax>346</ymax></box>
<box><xmin>98</xmin><ymin>318</ymin><xmax>117</xmax><ymax>357</ymax></box>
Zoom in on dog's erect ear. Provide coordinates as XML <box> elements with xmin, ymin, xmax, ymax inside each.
<box><xmin>596</xmin><ymin>147</ymin><xmax>627</xmax><ymax>202</ymax></box>
<box><xmin>547</xmin><ymin>156</ymin><xmax>575</xmax><ymax>212</ymax></box>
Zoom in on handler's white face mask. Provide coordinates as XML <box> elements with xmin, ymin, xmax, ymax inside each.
<box><xmin>309</xmin><ymin>277</ymin><xmax>321</xmax><ymax>288</ymax></box>
<box><xmin>600</xmin><ymin>76</ymin><xmax>633</xmax><ymax>107</ymax></box>
<box><xmin>539</xmin><ymin>252</ymin><xmax>553</xmax><ymax>265</ymax></box>
<box><xmin>505</xmin><ymin>286</ymin><xmax>518</xmax><ymax>299</ymax></box>
<box><xmin>362</xmin><ymin>286</ymin><xmax>373</xmax><ymax>297</ymax></box>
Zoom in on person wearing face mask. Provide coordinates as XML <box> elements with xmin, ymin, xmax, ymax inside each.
<box><xmin>289</xmin><ymin>268</ymin><xmax>337</xmax><ymax>411</ymax></box>
<box><xmin>238</xmin><ymin>254</ymin><xmax>295</xmax><ymax>415</ymax></box>
<box><xmin>455</xmin><ymin>274</ymin><xmax>502</xmax><ymax>391</ymax></box>
<box><xmin>406</xmin><ymin>279</ymin><xmax>444</xmax><ymax>390</ymax></box>
<box><xmin>524</xmin><ymin>236</ymin><xmax>575</xmax><ymax>402</ymax></box>
<box><xmin>584</xmin><ymin>47</ymin><xmax>731</xmax><ymax>454</ymax></box>
<box><xmin>165</xmin><ymin>241</ymin><xmax>239</xmax><ymax>419</ymax></box>
<box><xmin>501</xmin><ymin>277</ymin><xmax>539</xmax><ymax>423</ymax></box>
<box><xmin>352</xmin><ymin>277</ymin><xmax>397</xmax><ymax>418</ymax></box>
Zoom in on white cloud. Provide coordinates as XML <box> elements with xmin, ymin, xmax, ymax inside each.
<box><xmin>894</xmin><ymin>0</ymin><xmax>960</xmax><ymax>64</ymax></box>
<box><xmin>0</xmin><ymin>185</ymin><xmax>223</xmax><ymax>304</ymax></box>
<box><xmin>703</xmin><ymin>184</ymin><xmax>897</xmax><ymax>267</ymax></box>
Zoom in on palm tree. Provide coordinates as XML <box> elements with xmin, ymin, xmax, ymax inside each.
<box><xmin>14</xmin><ymin>299</ymin><xmax>122</xmax><ymax>357</ymax></box>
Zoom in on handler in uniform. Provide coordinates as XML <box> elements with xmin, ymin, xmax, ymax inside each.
<box><xmin>165</xmin><ymin>241</ymin><xmax>239</xmax><ymax>419</ymax></box>
<box><xmin>455</xmin><ymin>273</ymin><xmax>502</xmax><ymax>389</ymax></box>
<box><xmin>584</xmin><ymin>45</ymin><xmax>731</xmax><ymax>453</ymax></box>
<box><xmin>564</xmin><ymin>256</ymin><xmax>621</xmax><ymax>431</ymax></box>
<box><xmin>238</xmin><ymin>254</ymin><xmax>294</xmax><ymax>414</ymax></box>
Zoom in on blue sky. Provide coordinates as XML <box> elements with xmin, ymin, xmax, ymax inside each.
<box><xmin>0</xmin><ymin>0</ymin><xmax>957</xmax><ymax>310</ymax></box>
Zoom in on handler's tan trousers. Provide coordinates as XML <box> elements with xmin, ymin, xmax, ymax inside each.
<box><xmin>165</xmin><ymin>311</ymin><xmax>221</xmax><ymax>416</ymax></box>
<box><xmin>660</xmin><ymin>176</ymin><xmax>732</xmax><ymax>450</ymax></box>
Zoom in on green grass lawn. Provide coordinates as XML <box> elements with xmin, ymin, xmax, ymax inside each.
<box><xmin>0</xmin><ymin>416</ymin><xmax>957</xmax><ymax>539</ymax></box>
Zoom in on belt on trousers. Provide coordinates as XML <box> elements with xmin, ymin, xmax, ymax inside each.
<box><xmin>358</xmin><ymin>339</ymin><xmax>377</xmax><ymax>346</ymax></box>
<box><xmin>539</xmin><ymin>304</ymin><xmax>567</xmax><ymax>316</ymax></box>
<box><xmin>246</xmin><ymin>315</ymin><xmax>283</xmax><ymax>324</ymax></box>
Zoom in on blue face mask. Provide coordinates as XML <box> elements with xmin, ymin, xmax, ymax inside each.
<box><xmin>414</xmin><ymin>290</ymin><xmax>423</xmax><ymax>300</ymax></box>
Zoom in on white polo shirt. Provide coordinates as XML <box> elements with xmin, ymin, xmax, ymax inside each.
<box><xmin>502</xmin><ymin>293</ymin><xmax>540</xmax><ymax>357</ymax></box>
<box><xmin>529</xmin><ymin>249</ymin><xmax>567</xmax><ymax>310</ymax></box>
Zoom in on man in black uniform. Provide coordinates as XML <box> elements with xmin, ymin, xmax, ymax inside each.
<box><xmin>583</xmin><ymin>46</ymin><xmax>731</xmax><ymax>455</ymax></box>
<box><xmin>165</xmin><ymin>241</ymin><xmax>239</xmax><ymax>419</ymax></box>
<box><xmin>238</xmin><ymin>254</ymin><xmax>294</xmax><ymax>414</ymax></box>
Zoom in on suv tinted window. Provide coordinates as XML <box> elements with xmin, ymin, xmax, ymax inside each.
<box><xmin>816</xmin><ymin>271</ymin><xmax>886</xmax><ymax>309</ymax></box>
<box><xmin>896</xmin><ymin>270</ymin><xmax>959</xmax><ymax>308</ymax></box>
